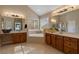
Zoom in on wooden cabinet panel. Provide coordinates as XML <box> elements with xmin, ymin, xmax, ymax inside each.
<box><xmin>20</xmin><ymin>33</ymin><xmax>27</xmax><ymax>42</ymax></box>
<box><xmin>64</xmin><ymin>37</ymin><xmax>71</xmax><ymax>48</ymax></box>
<box><xmin>12</xmin><ymin>33</ymin><xmax>21</xmax><ymax>43</ymax></box>
<box><xmin>45</xmin><ymin>33</ymin><xmax>51</xmax><ymax>45</ymax></box>
<box><xmin>72</xmin><ymin>49</ymin><xmax>77</xmax><ymax>54</ymax></box>
<box><xmin>55</xmin><ymin>35</ymin><xmax>64</xmax><ymax>51</ymax></box>
<box><xmin>0</xmin><ymin>35</ymin><xmax>2</xmax><ymax>46</ymax></box>
<box><xmin>70</xmin><ymin>38</ymin><xmax>77</xmax><ymax>49</ymax></box>
<box><xmin>77</xmin><ymin>40</ymin><xmax>79</xmax><ymax>53</ymax></box>
<box><xmin>51</xmin><ymin>34</ymin><xmax>55</xmax><ymax>48</ymax></box>
<box><xmin>45</xmin><ymin>33</ymin><xmax>47</xmax><ymax>43</ymax></box>
<box><xmin>64</xmin><ymin>46</ymin><xmax>72</xmax><ymax>54</ymax></box>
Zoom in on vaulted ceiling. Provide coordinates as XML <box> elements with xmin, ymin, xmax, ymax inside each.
<box><xmin>28</xmin><ymin>5</ymin><xmax>61</xmax><ymax>16</ymax></box>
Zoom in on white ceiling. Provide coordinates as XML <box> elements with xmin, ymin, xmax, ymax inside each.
<box><xmin>28</xmin><ymin>5</ymin><xmax>61</xmax><ymax>16</ymax></box>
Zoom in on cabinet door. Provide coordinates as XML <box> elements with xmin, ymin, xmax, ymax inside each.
<box><xmin>70</xmin><ymin>38</ymin><xmax>77</xmax><ymax>54</ymax></box>
<box><xmin>20</xmin><ymin>33</ymin><xmax>27</xmax><ymax>42</ymax></box>
<box><xmin>55</xmin><ymin>35</ymin><xmax>64</xmax><ymax>51</ymax></box>
<box><xmin>51</xmin><ymin>34</ymin><xmax>55</xmax><ymax>48</ymax></box>
<box><xmin>70</xmin><ymin>38</ymin><xmax>77</xmax><ymax>49</ymax></box>
<box><xmin>45</xmin><ymin>33</ymin><xmax>51</xmax><ymax>45</ymax></box>
<box><xmin>77</xmin><ymin>40</ymin><xmax>79</xmax><ymax>53</ymax></box>
<box><xmin>45</xmin><ymin>33</ymin><xmax>47</xmax><ymax>43</ymax></box>
<box><xmin>0</xmin><ymin>35</ymin><xmax>2</xmax><ymax>46</ymax></box>
<box><xmin>12</xmin><ymin>33</ymin><xmax>21</xmax><ymax>43</ymax></box>
<box><xmin>64</xmin><ymin>37</ymin><xmax>71</xmax><ymax>48</ymax></box>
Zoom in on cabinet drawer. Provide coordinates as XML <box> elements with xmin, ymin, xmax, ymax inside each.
<box><xmin>64</xmin><ymin>37</ymin><xmax>71</xmax><ymax>42</ymax></box>
<box><xmin>56</xmin><ymin>35</ymin><xmax>63</xmax><ymax>39</ymax></box>
<box><xmin>64</xmin><ymin>40</ymin><xmax>71</xmax><ymax>47</ymax></box>
<box><xmin>64</xmin><ymin>41</ymin><xmax>77</xmax><ymax>49</ymax></box>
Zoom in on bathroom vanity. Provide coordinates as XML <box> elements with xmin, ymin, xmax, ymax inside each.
<box><xmin>0</xmin><ymin>15</ymin><xmax>27</xmax><ymax>46</ymax></box>
<box><xmin>44</xmin><ymin>31</ymin><xmax>79</xmax><ymax>54</ymax></box>
<box><xmin>0</xmin><ymin>31</ymin><xmax>27</xmax><ymax>46</ymax></box>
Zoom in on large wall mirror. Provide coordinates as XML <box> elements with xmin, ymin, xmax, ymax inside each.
<box><xmin>14</xmin><ymin>18</ymin><xmax>22</xmax><ymax>31</ymax></box>
<box><xmin>51</xmin><ymin>9</ymin><xmax>79</xmax><ymax>34</ymax></box>
<box><xmin>0</xmin><ymin>16</ymin><xmax>23</xmax><ymax>32</ymax></box>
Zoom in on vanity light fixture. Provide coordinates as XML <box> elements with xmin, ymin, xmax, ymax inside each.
<box><xmin>2</xmin><ymin>12</ymin><xmax>25</xmax><ymax>18</ymax></box>
<box><xmin>11</xmin><ymin>14</ymin><xmax>19</xmax><ymax>17</ymax></box>
<box><xmin>52</xmin><ymin>5</ymin><xmax>78</xmax><ymax>16</ymax></box>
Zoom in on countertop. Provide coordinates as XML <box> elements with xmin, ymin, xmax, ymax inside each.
<box><xmin>45</xmin><ymin>31</ymin><xmax>79</xmax><ymax>39</ymax></box>
<box><xmin>0</xmin><ymin>31</ymin><xmax>27</xmax><ymax>34</ymax></box>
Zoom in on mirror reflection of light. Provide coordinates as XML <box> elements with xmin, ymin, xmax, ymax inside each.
<box><xmin>51</xmin><ymin>19</ymin><xmax>56</xmax><ymax>23</ymax></box>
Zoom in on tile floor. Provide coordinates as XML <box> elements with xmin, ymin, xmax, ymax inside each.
<box><xmin>0</xmin><ymin>43</ymin><xmax>63</xmax><ymax>54</ymax></box>
<box><xmin>0</xmin><ymin>33</ymin><xmax>63</xmax><ymax>54</ymax></box>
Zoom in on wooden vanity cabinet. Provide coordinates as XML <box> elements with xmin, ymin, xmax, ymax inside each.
<box><xmin>45</xmin><ymin>33</ymin><xmax>51</xmax><ymax>45</ymax></box>
<box><xmin>55</xmin><ymin>35</ymin><xmax>64</xmax><ymax>51</ymax></box>
<box><xmin>45</xmin><ymin>32</ymin><xmax>79</xmax><ymax>54</ymax></box>
<box><xmin>0</xmin><ymin>32</ymin><xmax>27</xmax><ymax>46</ymax></box>
<box><xmin>64</xmin><ymin>36</ymin><xmax>77</xmax><ymax>54</ymax></box>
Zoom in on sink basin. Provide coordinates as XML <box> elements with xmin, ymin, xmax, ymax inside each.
<box><xmin>2</xmin><ymin>29</ymin><xmax>12</xmax><ymax>33</ymax></box>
